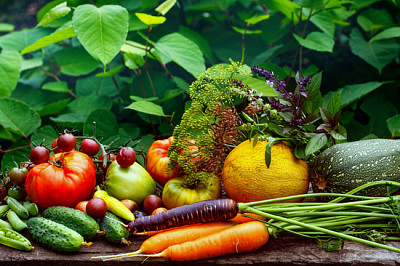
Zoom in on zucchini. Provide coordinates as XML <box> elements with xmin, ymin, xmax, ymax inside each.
<box><xmin>42</xmin><ymin>206</ymin><xmax>99</xmax><ymax>239</ymax></box>
<box><xmin>100</xmin><ymin>211</ymin><xmax>130</xmax><ymax>245</ymax></box>
<box><xmin>311</xmin><ymin>139</ymin><xmax>400</xmax><ymax>198</ymax></box>
<box><xmin>27</xmin><ymin>217</ymin><xmax>84</xmax><ymax>252</ymax></box>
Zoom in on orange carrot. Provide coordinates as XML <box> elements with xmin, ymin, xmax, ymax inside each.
<box><xmin>129</xmin><ymin>221</ymin><xmax>269</xmax><ymax>261</ymax></box>
<box><xmin>230</xmin><ymin>212</ymin><xmax>266</xmax><ymax>223</ymax></box>
<box><xmin>92</xmin><ymin>221</ymin><xmax>238</xmax><ymax>260</ymax></box>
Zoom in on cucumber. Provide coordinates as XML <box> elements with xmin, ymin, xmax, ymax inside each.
<box><xmin>27</xmin><ymin>217</ymin><xmax>84</xmax><ymax>252</ymax></box>
<box><xmin>100</xmin><ymin>211</ymin><xmax>130</xmax><ymax>245</ymax></box>
<box><xmin>42</xmin><ymin>206</ymin><xmax>99</xmax><ymax>239</ymax></box>
<box><xmin>311</xmin><ymin>139</ymin><xmax>400</xmax><ymax>199</ymax></box>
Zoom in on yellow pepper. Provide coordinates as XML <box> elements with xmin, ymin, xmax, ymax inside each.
<box><xmin>94</xmin><ymin>186</ymin><xmax>135</xmax><ymax>221</ymax></box>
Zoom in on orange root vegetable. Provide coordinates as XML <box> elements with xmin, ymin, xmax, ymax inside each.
<box><xmin>92</xmin><ymin>221</ymin><xmax>238</xmax><ymax>260</ymax></box>
<box><xmin>127</xmin><ymin>221</ymin><xmax>268</xmax><ymax>261</ymax></box>
<box><xmin>230</xmin><ymin>213</ymin><xmax>266</xmax><ymax>223</ymax></box>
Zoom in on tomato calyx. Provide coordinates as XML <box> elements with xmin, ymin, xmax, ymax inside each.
<box><xmin>48</xmin><ymin>158</ymin><xmax>64</xmax><ymax>168</ymax></box>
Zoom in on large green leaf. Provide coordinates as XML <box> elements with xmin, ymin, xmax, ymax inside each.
<box><xmin>75</xmin><ymin>75</ymin><xmax>120</xmax><ymax>97</ymax></box>
<box><xmin>310</xmin><ymin>11</ymin><xmax>335</xmax><ymax>38</ymax></box>
<box><xmin>20</xmin><ymin>26</ymin><xmax>76</xmax><ymax>55</ymax></box>
<box><xmin>293</xmin><ymin>32</ymin><xmax>334</xmax><ymax>52</ymax></box>
<box><xmin>154</xmin><ymin>32</ymin><xmax>205</xmax><ymax>78</ymax></box>
<box><xmin>0</xmin><ymin>98</ymin><xmax>41</xmax><ymax>140</ymax></box>
<box><xmin>126</xmin><ymin>101</ymin><xmax>168</xmax><ymax>117</ymax></box>
<box><xmin>339</xmin><ymin>81</ymin><xmax>383</xmax><ymax>108</ymax></box>
<box><xmin>0</xmin><ymin>50</ymin><xmax>21</xmax><ymax>97</ymax></box>
<box><xmin>0</xmin><ymin>28</ymin><xmax>50</xmax><ymax>52</ymax></box>
<box><xmin>54</xmin><ymin>47</ymin><xmax>99</xmax><ymax>76</ymax></box>
<box><xmin>349</xmin><ymin>28</ymin><xmax>399</xmax><ymax>73</ymax></box>
<box><xmin>356</xmin><ymin>9</ymin><xmax>394</xmax><ymax>32</ymax></box>
<box><xmin>36</xmin><ymin>2</ymin><xmax>71</xmax><ymax>28</ymax></box>
<box><xmin>72</xmin><ymin>4</ymin><xmax>129</xmax><ymax>66</ymax></box>
<box><xmin>370</xmin><ymin>27</ymin><xmax>400</xmax><ymax>42</ymax></box>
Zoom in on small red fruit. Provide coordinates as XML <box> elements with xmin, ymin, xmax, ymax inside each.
<box><xmin>86</xmin><ymin>198</ymin><xmax>107</xmax><ymax>218</ymax></box>
<box><xmin>57</xmin><ymin>133</ymin><xmax>76</xmax><ymax>152</ymax></box>
<box><xmin>80</xmin><ymin>139</ymin><xmax>100</xmax><ymax>156</ymax></box>
<box><xmin>30</xmin><ymin>146</ymin><xmax>50</xmax><ymax>165</ymax></box>
<box><xmin>116</xmin><ymin>147</ymin><xmax>136</xmax><ymax>168</ymax></box>
<box><xmin>51</xmin><ymin>138</ymin><xmax>62</xmax><ymax>154</ymax></box>
<box><xmin>151</xmin><ymin>207</ymin><xmax>167</xmax><ymax>215</ymax></box>
<box><xmin>143</xmin><ymin>194</ymin><xmax>163</xmax><ymax>215</ymax></box>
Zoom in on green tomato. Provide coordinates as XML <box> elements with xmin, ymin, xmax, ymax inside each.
<box><xmin>7</xmin><ymin>186</ymin><xmax>27</xmax><ymax>202</ymax></box>
<box><xmin>162</xmin><ymin>172</ymin><xmax>222</xmax><ymax>210</ymax></box>
<box><xmin>105</xmin><ymin>161</ymin><xmax>156</xmax><ymax>205</ymax></box>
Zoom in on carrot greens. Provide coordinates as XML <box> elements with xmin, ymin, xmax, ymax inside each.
<box><xmin>239</xmin><ymin>180</ymin><xmax>400</xmax><ymax>252</ymax></box>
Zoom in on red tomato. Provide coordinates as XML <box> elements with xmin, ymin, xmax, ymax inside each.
<box><xmin>146</xmin><ymin>137</ymin><xmax>179</xmax><ymax>185</ymax></box>
<box><xmin>25</xmin><ymin>151</ymin><xmax>96</xmax><ymax>209</ymax></box>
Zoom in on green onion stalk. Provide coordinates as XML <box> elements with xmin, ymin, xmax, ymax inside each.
<box><xmin>238</xmin><ymin>181</ymin><xmax>400</xmax><ymax>252</ymax></box>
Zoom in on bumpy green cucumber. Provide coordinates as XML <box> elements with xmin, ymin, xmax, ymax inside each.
<box><xmin>311</xmin><ymin>139</ymin><xmax>400</xmax><ymax>198</ymax></box>
<box><xmin>42</xmin><ymin>206</ymin><xmax>99</xmax><ymax>239</ymax></box>
<box><xmin>27</xmin><ymin>217</ymin><xmax>84</xmax><ymax>252</ymax></box>
<box><xmin>100</xmin><ymin>211</ymin><xmax>130</xmax><ymax>245</ymax></box>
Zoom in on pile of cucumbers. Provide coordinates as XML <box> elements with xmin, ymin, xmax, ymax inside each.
<box><xmin>0</xmin><ymin>196</ymin><xmax>130</xmax><ymax>253</ymax></box>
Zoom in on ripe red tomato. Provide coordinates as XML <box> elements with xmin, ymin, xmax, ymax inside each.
<box><xmin>25</xmin><ymin>151</ymin><xmax>96</xmax><ymax>209</ymax></box>
<box><xmin>30</xmin><ymin>146</ymin><xmax>50</xmax><ymax>165</ymax></box>
<box><xmin>57</xmin><ymin>133</ymin><xmax>76</xmax><ymax>152</ymax></box>
<box><xmin>80</xmin><ymin>139</ymin><xmax>100</xmax><ymax>156</ymax></box>
<box><xmin>51</xmin><ymin>138</ymin><xmax>62</xmax><ymax>154</ymax></box>
<box><xmin>75</xmin><ymin>201</ymin><xmax>89</xmax><ymax>213</ymax></box>
<box><xmin>117</xmin><ymin>147</ymin><xmax>136</xmax><ymax>168</ymax></box>
<box><xmin>146</xmin><ymin>137</ymin><xmax>178</xmax><ymax>185</ymax></box>
<box><xmin>86</xmin><ymin>198</ymin><xmax>107</xmax><ymax>218</ymax></box>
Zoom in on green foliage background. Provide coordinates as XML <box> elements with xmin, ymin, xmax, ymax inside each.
<box><xmin>0</xmin><ymin>0</ymin><xmax>399</xmax><ymax>170</ymax></box>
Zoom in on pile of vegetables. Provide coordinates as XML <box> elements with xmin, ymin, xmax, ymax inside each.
<box><xmin>91</xmin><ymin>180</ymin><xmax>400</xmax><ymax>261</ymax></box>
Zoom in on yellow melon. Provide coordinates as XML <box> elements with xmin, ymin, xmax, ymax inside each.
<box><xmin>221</xmin><ymin>139</ymin><xmax>309</xmax><ymax>203</ymax></box>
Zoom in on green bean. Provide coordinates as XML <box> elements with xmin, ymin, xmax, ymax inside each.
<box><xmin>6</xmin><ymin>197</ymin><xmax>29</xmax><ymax>219</ymax></box>
<box><xmin>0</xmin><ymin>227</ymin><xmax>33</xmax><ymax>251</ymax></box>
<box><xmin>7</xmin><ymin>210</ymin><xmax>27</xmax><ymax>231</ymax></box>
<box><xmin>0</xmin><ymin>205</ymin><xmax>10</xmax><ymax>217</ymax></box>
<box><xmin>23</xmin><ymin>202</ymin><xmax>39</xmax><ymax>216</ymax></box>
<box><xmin>0</xmin><ymin>219</ymin><xmax>13</xmax><ymax>230</ymax></box>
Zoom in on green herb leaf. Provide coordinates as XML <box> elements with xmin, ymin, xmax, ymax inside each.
<box><xmin>305</xmin><ymin>133</ymin><xmax>328</xmax><ymax>156</ymax></box>
<box><xmin>387</xmin><ymin>114</ymin><xmax>400</xmax><ymax>138</ymax></box>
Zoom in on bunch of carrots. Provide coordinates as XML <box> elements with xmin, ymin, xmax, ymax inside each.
<box><xmin>93</xmin><ymin>181</ymin><xmax>400</xmax><ymax>262</ymax></box>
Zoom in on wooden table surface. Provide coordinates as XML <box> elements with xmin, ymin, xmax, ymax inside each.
<box><xmin>1</xmin><ymin>231</ymin><xmax>400</xmax><ymax>265</ymax></box>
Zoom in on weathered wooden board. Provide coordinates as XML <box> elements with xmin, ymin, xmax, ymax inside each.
<box><xmin>1</xmin><ymin>232</ymin><xmax>400</xmax><ymax>265</ymax></box>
